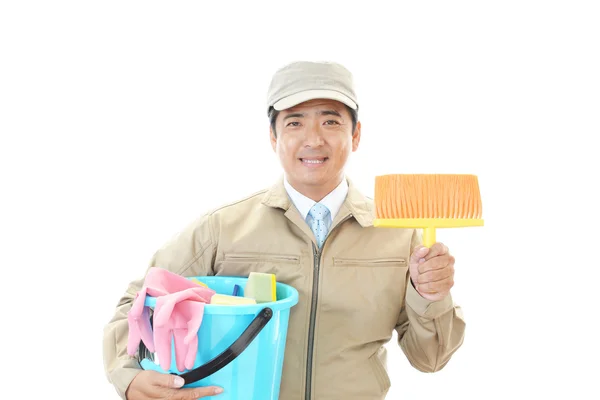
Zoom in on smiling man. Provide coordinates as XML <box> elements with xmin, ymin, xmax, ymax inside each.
<box><xmin>103</xmin><ymin>61</ymin><xmax>466</xmax><ymax>400</ymax></box>
<box><xmin>270</xmin><ymin>97</ymin><xmax>359</xmax><ymax>204</ymax></box>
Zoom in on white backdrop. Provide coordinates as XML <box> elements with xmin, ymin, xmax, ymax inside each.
<box><xmin>1</xmin><ymin>1</ymin><xmax>599</xmax><ymax>399</ymax></box>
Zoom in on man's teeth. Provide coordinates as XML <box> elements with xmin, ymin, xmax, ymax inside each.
<box><xmin>302</xmin><ymin>159</ymin><xmax>325</xmax><ymax>164</ymax></box>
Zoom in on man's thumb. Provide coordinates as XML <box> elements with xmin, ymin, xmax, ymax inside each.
<box><xmin>172</xmin><ymin>376</ymin><xmax>185</xmax><ymax>388</ymax></box>
<box><xmin>410</xmin><ymin>246</ymin><xmax>429</xmax><ymax>263</ymax></box>
<box><xmin>157</xmin><ymin>372</ymin><xmax>185</xmax><ymax>388</ymax></box>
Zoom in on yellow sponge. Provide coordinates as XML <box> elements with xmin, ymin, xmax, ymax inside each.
<box><xmin>210</xmin><ymin>294</ymin><xmax>257</xmax><ymax>305</ymax></box>
<box><xmin>244</xmin><ymin>272</ymin><xmax>277</xmax><ymax>303</ymax></box>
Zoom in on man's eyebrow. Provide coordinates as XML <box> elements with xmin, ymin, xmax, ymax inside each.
<box><xmin>282</xmin><ymin>110</ymin><xmax>342</xmax><ymax>120</ymax></box>
<box><xmin>319</xmin><ymin>110</ymin><xmax>342</xmax><ymax>117</ymax></box>
<box><xmin>283</xmin><ymin>112</ymin><xmax>305</xmax><ymax>120</ymax></box>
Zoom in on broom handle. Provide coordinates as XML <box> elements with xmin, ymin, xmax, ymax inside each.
<box><xmin>423</xmin><ymin>226</ymin><xmax>436</xmax><ymax>248</ymax></box>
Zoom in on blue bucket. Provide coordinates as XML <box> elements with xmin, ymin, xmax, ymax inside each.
<box><xmin>139</xmin><ymin>276</ymin><xmax>299</xmax><ymax>400</ymax></box>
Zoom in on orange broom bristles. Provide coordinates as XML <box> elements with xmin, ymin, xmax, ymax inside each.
<box><xmin>373</xmin><ymin>174</ymin><xmax>484</xmax><ymax>247</ymax></box>
<box><xmin>374</xmin><ymin>174</ymin><xmax>482</xmax><ymax>219</ymax></box>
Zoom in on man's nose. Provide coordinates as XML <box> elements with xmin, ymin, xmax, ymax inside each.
<box><xmin>303</xmin><ymin>121</ymin><xmax>324</xmax><ymax>147</ymax></box>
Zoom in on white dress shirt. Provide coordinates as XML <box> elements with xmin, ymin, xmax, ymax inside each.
<box><xmin>283</xmin><ymin>175</ymin><xmax>349</xmax><ymax>223</ymax></box>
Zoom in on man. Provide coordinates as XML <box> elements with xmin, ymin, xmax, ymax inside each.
<box><xmin>103</xmin><ymin>60</ymin><xmax>466</xmax><ymax>400</ymax></box>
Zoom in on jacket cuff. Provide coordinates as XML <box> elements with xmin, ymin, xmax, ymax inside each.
<box><xmin>406</xmin><ymin>278</ymin><xmax>454</xmax><ymax>319</ymax></box>
<box><xmin>109</xmin><ymin>362</ymin><xmax>142</xmax><ymax>400</ymax></box>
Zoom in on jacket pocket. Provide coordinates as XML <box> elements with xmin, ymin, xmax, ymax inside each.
<box><xmin>369</xmin><ymin>351</ymin><xmax>391</xmax><ymax>393</ymax></box>
<box><xmin>223</xmin><ymin>252</ymin><xmax>300</xmax><ymax>263</ymax></box>
<box><xmin>215</xmin><ymin>252</ymin><xmax>302</xmax><ymax>280</ymax></box>
<box><xmin>333</xmin><ymin>257</ymin><xmax>407</xmax><ymax>267</ymax></box>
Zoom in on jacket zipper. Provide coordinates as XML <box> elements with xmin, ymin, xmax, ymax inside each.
<box><xmin>305</xmin><ymin>215</ymin><xmax>351</xmax><ymax>400</ymax></box>
<box><xmin>305</xmin><ymin>243</ymin><xmax>320</xmax><ymax>400</ymax></box>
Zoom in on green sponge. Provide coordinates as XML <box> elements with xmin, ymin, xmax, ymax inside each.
<box><xmin>244</xmin><ymin>272</ymin><xmax>277</xmax><ymax>303</ymax></box>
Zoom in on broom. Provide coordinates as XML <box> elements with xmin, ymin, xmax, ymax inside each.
<box><xmin>373</xmin><ymin>174</ymin><xmax>484</xmax><ymax>247</ymax></box>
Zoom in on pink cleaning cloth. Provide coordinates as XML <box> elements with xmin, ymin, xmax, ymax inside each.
<box><xmin>153</xmin><ymin>288</ymin><xmax>212</xmax><ymax>372</ymax></box>
<box><xmin>127</xmin><ymin>268</ymin><xmax>215</xmax><ymax>361</ymax></box>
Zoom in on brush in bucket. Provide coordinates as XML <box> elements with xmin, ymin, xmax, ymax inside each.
<box><xmin>373</xmin><ymin>174</ymin><xmax>484</xmax><ymax>246</ymax></box>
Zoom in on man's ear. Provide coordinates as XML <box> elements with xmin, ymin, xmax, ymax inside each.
<box><xmin>352</xmin><ymin>121</ymin><xmax>361</xmax><ymax>152</ymax></box>
<box><xmin>270</xmin><ymin>127</ymin><xmax>277</xmax><ymax>152</ymax></box>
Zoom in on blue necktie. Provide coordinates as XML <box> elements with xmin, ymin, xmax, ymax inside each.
<box><xmin>308</xmin><ymin>203</ymin><xmax>331</xmax><ymax>248</ymax></box>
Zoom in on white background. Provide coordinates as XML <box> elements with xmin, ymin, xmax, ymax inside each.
<box><xmin>1</xmin><ymin>1</ymin><xmax>599</xmax><ymax>399</ymax></box>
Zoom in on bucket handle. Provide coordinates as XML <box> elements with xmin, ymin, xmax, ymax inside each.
<box><xmin>140</xmin><ymin>307</ymin><xmax>273</xmax><ymax>385</ymax></box>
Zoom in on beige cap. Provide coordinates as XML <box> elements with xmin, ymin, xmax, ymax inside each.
<box><xmin>266</xmin><ymin>61</ymin><xmax>358</xmax><ymax>114</ymax></box>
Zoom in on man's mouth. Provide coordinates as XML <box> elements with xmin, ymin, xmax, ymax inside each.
<box><xmin>299</xmin><ymin>157</ymin><xmax>328</xmax><ymax>165</ymax></box>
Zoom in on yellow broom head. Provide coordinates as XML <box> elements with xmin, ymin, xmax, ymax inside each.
<box><xmin>373</xmin><ymin>174</ymin><xmax>484</xmax><ymax>246</ymax></box>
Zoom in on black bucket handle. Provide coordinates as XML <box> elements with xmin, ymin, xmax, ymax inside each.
<box><xmin>140</xmin><ymin>307</ymin><xmax>273</xmax><ymax>385</ymax></box>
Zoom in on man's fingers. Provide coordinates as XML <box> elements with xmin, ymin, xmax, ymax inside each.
<box><xmin>418</xmin><ymin>254</ymin><xmax>455</xmax><ymax>274</ymax></box>
<box><xmin>423</xmin><ymin>242</ymin><xmax>448</xmax><ymax>261</ymax></box>
<box><xmin>417</xmin><ymin>277</ymin><xmax>454</xmax><ymax>294</ymax></box>
<box><xmin>152</xmin><ymin>371</ymin><xmax>224</xmax><ymax>398</ymax></box>
<box><xmin>172</xmin><ymin>386</ymin><xmax>224</xmax><ymax>399</ymax></box>
<box><xmin>416</xmin><ymin>264</ymin><xmax>454</xmax><ymax>284</ymax></box>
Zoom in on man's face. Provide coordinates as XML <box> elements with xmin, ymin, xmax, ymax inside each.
<box><xmin>270</xmin><ymin>99</ymin><xmax>361</xmax><ymax>196</ymax></box>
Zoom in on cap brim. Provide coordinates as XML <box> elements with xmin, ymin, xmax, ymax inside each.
<box><xmin>273</xmin><ymin>89</ymin><xmax>357</xmax><ymax>111</ymax></box>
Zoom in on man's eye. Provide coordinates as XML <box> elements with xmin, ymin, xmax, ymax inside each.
<box><xmin>286</xmin><ymin>121</ymin><xmax>300</xmax><ymax>127</ymax></box>
<box><xmin>324</xmin><ymin>120</ymin><xmax>340</xmax><ymax>125</ymax></box>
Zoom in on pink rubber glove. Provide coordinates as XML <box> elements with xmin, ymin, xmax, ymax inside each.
<box><xmin>127</xmin><ymin>287</ymin><xmax>155</xmax><ymax>354</ymax></box>
<box><xmin>153</xmin><ymin>288</ymin><xmax>213</xmax><ymax>372</ymax></box>
<box><xmin>127</xmin><ymin>268</ymin><xmax>215</xmax><ymax>357</ymax></box>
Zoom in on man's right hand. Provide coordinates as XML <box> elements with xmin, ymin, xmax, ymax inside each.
<box><xmin>126</xmin><ymin>370</ymin><xmax>223</xmax><ymax>399</ymax></box>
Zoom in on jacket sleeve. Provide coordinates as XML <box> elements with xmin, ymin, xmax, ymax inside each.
<box><xmin>102</xmin><ymin>213</ymin><xmax>217</xmax><ymax>399</ymax></box>
<box><xmin>394</xmin><ymin>228</ymin><xmax>466</xmax><ymax>372</ymax></box>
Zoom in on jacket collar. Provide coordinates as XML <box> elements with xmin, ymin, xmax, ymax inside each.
<box><xmin>261</xmin><ymin>175</ymin><xmax>374</xmax><ymax>228</ymax></box>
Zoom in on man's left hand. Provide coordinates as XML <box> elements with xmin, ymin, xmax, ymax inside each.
<box><xmin>409</xmin><ymin>242</ymin><xmax>455</xmax><ymax>302</ymax></box>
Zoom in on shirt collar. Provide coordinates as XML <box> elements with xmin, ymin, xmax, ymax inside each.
<box><xmin>283</xmin><ymin>176</ymin><xmax>349</xmax><ymax>222</ymax></box>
